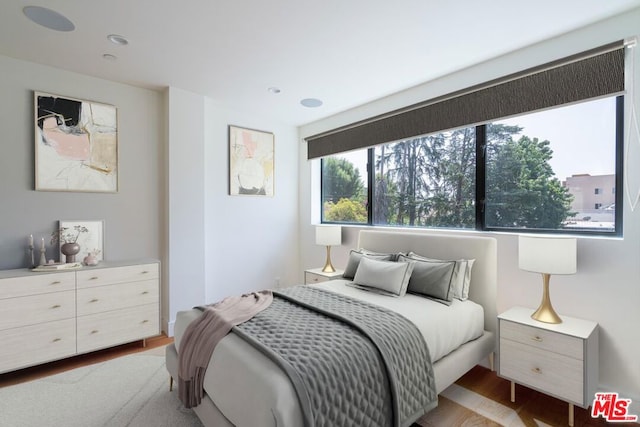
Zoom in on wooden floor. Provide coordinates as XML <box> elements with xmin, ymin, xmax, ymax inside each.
<box><xmin>1</xmin><ymin>342</ymin><xmax>637</xmax><ymax>427</ymax></box>
<box><xmin>0</xmin><ymin>334</ymin><xmax>173</xmax><ymax>388</ymax></box>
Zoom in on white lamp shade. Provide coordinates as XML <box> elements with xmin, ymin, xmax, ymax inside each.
<box><xmin>518</xmin><ymin>235</ymin><xmax>577</xmax><ymax>275</ymax></box>
<box><xmin>315</xmin><ymin>225</ymin><xmax>342</xmax><ymax>246</ymax></box>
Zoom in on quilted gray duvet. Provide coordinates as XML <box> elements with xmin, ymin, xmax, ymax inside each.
<box><xmin>232</xmin><ymin>285</ymin><xmax>437</xmax><ymax>427</ymax></box>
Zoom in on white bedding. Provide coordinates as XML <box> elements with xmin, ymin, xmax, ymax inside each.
<box><xmin>173</xmin><ymin>281</ymin><xmax>485</xmax><ymax>427</ymax></box>
<box><xmin>312</xmin><ymin>280</ymin><xmax>484</xmax><ymax>362</ymax></box>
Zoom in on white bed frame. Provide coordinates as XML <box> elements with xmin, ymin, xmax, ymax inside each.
<box><xmin>166</xmin><ymin>230</ymin><xmax>498</xmax><ymax>427</ymax></box>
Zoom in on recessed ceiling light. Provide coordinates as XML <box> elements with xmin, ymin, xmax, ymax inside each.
<box><xmin>107</xmin><ymin>34</ymin><xmax>129</xmax><ymax>46</ymax></box>
<box><xmin>300</xmin><ymin>98</ymin><xmax>323</xmax><ymax>108</ymax></box>
<box><xmin>268</xmin><ymin>87</ymin><xmax>281</xmax><ymax>94</ymax></box>
<box><xmin>23</xmin><ymin>6</ymin><xmax>75</xmax><ymax>32</ymax></box>
<box><xmin>102</xmin><ymin>54</ymin><xmax>117</xmax><ymax>61</ymax></box>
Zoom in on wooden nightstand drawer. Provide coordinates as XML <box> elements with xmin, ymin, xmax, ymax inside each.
<box><xmin>77</xmin><ymin>279</ymin><xmax>159</xmax><ymax>316</ymax></box>
<box><xmin>306</xmin><ymin>272</ymin><xmax>331</xmax><ymax>284</ymax></box>
<box><xmin>500</xmin><ymin>319</ymin><xmax>583</xmax><ymax>360</ymax></box>
<box><xmin>500</xmin><ymin>339</ymin><xmax>583</xmax><ymax>404</ymax></box>
<box><xmin>304</xmin><ymin>268</ymin><xmax>344</xmax><ymax>285</ymax></box>
<box><xmin>77</xmin><ymin>263</ymin><xmax>159</xmax><ymax>288</ymax></box>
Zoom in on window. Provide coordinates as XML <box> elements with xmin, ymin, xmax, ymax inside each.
<box><xmin>320</xmin><ymin>96</ymin><xmax>623</xmax><ymax>235</ymax></box>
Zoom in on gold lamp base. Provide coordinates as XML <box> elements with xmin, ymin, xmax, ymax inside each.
<box><xmin>531</xmin><ymin>273</ymin><xmax>562</xmax><ymax>324</ymax></box>
<box><xmin>322</xmin><ymin>246</ymin><xmax>335</xmax><ymax>273</ymax></box>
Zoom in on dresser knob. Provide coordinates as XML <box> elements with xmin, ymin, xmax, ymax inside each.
<box><xmin>141</xmin><ymin>291</ymin><xmax>149</xmax><ymax>295</ymax></box>
<box><xmin>531</xmin><ymin>335</ymin><xmax>543</xmax><ymax>342</ymax></box>
<box><xmin>50</xmin><ymin>281</ymin><xmax>61</xmax><ymax>285</ymax></box>
<box><xmin>91</xmin><ymin>330</ymin><xmax>99</xmax><ymax>334</ymax></box>
<box><xmin>90</xmin><ymin>276</ymin><xmax>99</xmax><ymax>280</ymax></box>
<box><xmin>52</xmin><ymin>338</ymin><xmax>62</xmax><ymax>343</ymax></box>
<box><xmin>89</xmin><ymin>298</ymin><xmax>99</xmax><ymax>303</ymax></box>
<box><xmin>141</xmin><ymin>271</ymin><xmax>149</xmax><ymax>274</ymax></box>
<box><xmin>531</xmin><ymin>367</ymin><xmax>542</xmax><ymax>374</ymax></box>
<box><xmin>51</xmin><ymin>304</ymin><xmax>61</xmax><ymax>309</ymax></box>
<box><xmin>141</xmin><ymin>319</ymin><xmax>149</xmax><ymax>324</ymax></box>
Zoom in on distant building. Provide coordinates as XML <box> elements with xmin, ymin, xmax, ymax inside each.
<box><xmin>562</xmin><ymin>174</ymin><xmax>615</xmax><ymax>228</ymax></box>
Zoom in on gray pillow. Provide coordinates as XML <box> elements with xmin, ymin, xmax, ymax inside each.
<box><xmin>399</xmin><ymin>254</ymin><xmax>456</xmax><ymax>305</ymax></box>
<box><xmin>350</xmin><ymin>257</ymin><xmax>414</xmax><ymax>297</ymax></box>
<box><xmin>342</xmin><ymin>249</ymin><xmax>397</xmax><ymax>279</ymax></box>
<box><xmin>407</xmin><ymin>252</ymin><xmax>475</xmax><ymax>301</ymax></box>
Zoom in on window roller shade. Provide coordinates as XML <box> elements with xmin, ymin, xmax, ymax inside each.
<box><xmin>306</xmin><ymin>41</ymin><xmax>625</xmax><ymax>159</ymax></box>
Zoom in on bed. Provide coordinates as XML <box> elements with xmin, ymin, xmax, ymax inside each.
<box><xmin>166</xmin><ymin>230</ymin><xmax>498</xmax><ymax>427</ymax></box>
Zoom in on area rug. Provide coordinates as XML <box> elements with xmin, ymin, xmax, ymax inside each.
<box><xmin>0</xmin><ymin>348</ymin><xmax>202</xmax><ymax>427</ymax></box>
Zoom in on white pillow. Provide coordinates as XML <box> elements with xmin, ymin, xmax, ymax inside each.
<box><xmin>350</xmin><ymin>257</ymin><xmax>415</xmax><ymax>297</ymax></box>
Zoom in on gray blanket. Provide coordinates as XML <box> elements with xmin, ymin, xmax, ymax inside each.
<box><xmin>232</xmin><ymin>286</ymin><xmax>437</xmax><ymax>427</ymax></box>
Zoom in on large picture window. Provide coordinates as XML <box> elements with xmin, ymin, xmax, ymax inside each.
<box><xmin>320</xmin><ymin>96</ymin><xmax>623</xmax><ymax>235</ymax></box>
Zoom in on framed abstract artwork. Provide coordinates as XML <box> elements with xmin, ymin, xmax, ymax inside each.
<box><xmin>35</xmin><ymin>91</ymin><xmax>118</xmax><ymax>192</ymax></box>
<box><xmin>228</xmin><ymin>125</ymin><xmax>274</xmax><ymax>196</ymax></box>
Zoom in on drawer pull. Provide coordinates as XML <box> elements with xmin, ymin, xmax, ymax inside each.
<box><xmin>50</xmin><ymin>281</ymin><xmax>61</xmax><ymax>285</ymax></box>
<box><xmin>531</xmin><ymin>335</ymin><xmax>543</xmax><ymax>342</ymax></box>
<box><xmin>90</xmin><ymin>276</ymin><xmax>99</xmax><ymax>280</ymax></box>
<box><xmin>141</xmin><ymin>271</ymin><xmax>149</xmax><ymax>274</ymax></box>
<box><xmin>89</xmin><ymin>298</ymin><xmax>99</xmax><ymax>303</ymax></box>
<box><xmin>51</xmin><ymin>304</ymin><xmax>61</xmax><ymax>309</ymax></box>
<box><xmin>531</xmin><ymin>367</ymin><xmax>542</xmax><ymax>374</ymax></box>
<box><xmin>141</xmin><ymin>291</ymin><xmax>149</xmax><ymax>295</ymax></box>
<box><xmin>141</xmin><ymin>319</ymin><xmax>149</xmax><ymax>324</ymax></box>
<box><xmin>52</xmin><ymin>338</ymin><xmax>62</xmax><ymax>343</ymax></box>
<box><xmin>91</xmin><ymin>330</ymin><xmax>99</xmax><ymax>334</ymax></box>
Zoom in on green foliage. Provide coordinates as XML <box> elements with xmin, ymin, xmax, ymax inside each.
<box><xmin>485</xmin><ymin>131</ymin><xmax>573</xmax><ymax>229</ymax></box>
<box><xmin>322</xmin><ymin>157</ymin><xmax>364</xmax><ymax>202</ymax></box>
<box><xmin>324</xmin><ymin>198</ymin><xmax>367</xmax><ymax>223</ymax></box>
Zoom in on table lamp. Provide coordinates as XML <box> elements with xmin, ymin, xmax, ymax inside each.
<box><xmin>518</xmin><ymin>235</ymin><xmax>577</xmax><ymax>324</ymax></box>
<box><xmin>315</xmin><ymin>225</ymin><xmax>342</xmax><ymax>273</ymax></box>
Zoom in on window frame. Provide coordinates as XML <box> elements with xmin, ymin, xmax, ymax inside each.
<box><xmin>321</xmin><ymin>95</ymin><xmax>624</xmax><ymax>237</ymax></box>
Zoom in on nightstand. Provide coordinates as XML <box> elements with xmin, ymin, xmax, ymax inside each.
<box><xmin>304</xmin><ymin>268</ymin><xmax>344</xmax><ymax>285</ymax></box>
<box><xmin>498</xmin><ymin>306</ymin><xmax>598</xmax><ymax>427</ymax></box>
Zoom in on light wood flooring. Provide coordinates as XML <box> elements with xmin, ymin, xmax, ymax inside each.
<box><xmin>1</xmin><ymin>340</ymin><xmax>637</xmax><ymax>426</ymax></box>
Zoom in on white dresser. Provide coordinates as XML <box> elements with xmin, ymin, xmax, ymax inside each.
<box><xmin>498</xmin><ymin>306</ymin><xmax>598</xmax><ymax>426</ymax></box>
<box><xmin>0</xmin><ymin>260</ymin><xmax>160</xmax><ymax>374</ymax></box>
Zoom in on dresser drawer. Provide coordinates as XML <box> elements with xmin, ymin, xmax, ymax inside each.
<box><xmin>0</xmin><ymin>272</ymin><xmax>75</xmax><ymax>299</ymax></box>
<box><xmin>0</xmin><ymin>318</ymin><xmax>76</xmax><ymax>373</ymax></box>
<box><xmin>0</xmin><ymin>290</ymin><xmax>76</xmax><ymax>330</ymax></box>
<box><xmin>77</xmin><ymin>263</ymin><xmax>159</xmax><ymax>288</ymax></box>
<box><xmin>500</xmin><ymin>339</ymin><xmax>584</xmax><ymax>404</ymax></box>
<box><xmin>77</xmin><ymin>279</ymin><xmax>159</xmax><ymax>316</ymax></box>
<box><xmin>77</xmin><ymin>304</ymin><xmax>159</xmax><ymax>353</ymax></box>
<box><xmin>500</xmin><ymin>319</ymin><xmax>583</xmax><ymax>360</ymax></box>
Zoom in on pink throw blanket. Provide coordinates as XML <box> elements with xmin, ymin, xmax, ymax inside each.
<box><xmin>178</xmin><ymin>290</ymin><xmax>273</xmax><ymax>408</ymax></box>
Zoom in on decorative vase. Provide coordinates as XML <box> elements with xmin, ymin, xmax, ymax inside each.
<box><xmin>60</xmin><ymin>242</ymin><xmax>81</xmax><ymax>263</ymax></box>
<box><xmin>83</xmin><ymin>253</ymin><xmax>99</xmax><ymax>266</ymax></box>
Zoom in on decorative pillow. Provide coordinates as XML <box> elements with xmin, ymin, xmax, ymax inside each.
<box><xmin>407</xmin><ymin>252</ymin><xmax>475</xmax><ymax>301</ymax></box>
<box><xmin>349</xmin><ymin>257</ymin><xmax>414</xmax><ymax>297</ymax></box>
<box><xmin>398</xmin><ymin>254</ymin><xmax>456</xmax><ymax>305</ymax></box>
<box><xmin>342</xmin><ymin>248</ymin><xmax>398</xmax><ymax>279</ymax></box>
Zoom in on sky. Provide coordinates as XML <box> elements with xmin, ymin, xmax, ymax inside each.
<box><xmin>329</xmin><ymin>96</ymin><xmax>618</xmax><ymax>184</ymax></box>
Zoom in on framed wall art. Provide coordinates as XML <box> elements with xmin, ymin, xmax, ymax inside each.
<box><xmin>57</xmin><ymin>220</ymin><xmax>104</xmax><ymax>263</ymax></box>
<box><xmin>35</xmin><ymin>91</ymin><xmax>118</xmax><ymax>192</ymax></box>
<box><xmin>228</xmin><ymin>125</ymin><xmax>274</xmax><ymax>196</ymax></box>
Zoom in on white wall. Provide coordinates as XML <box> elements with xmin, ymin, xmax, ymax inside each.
<box><xmin>165</xmin><ymin>88</ymin><xmax>300</xmax><ymax>334</ymax></box>
<box><xmin>299</xmin><ymin>8</ymin><xmax>640</xmax><ymax>408</ymax></box>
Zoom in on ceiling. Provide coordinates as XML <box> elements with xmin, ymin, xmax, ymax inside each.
<box><xmin>1</xmin><ymin>1</ymin><xmax>639</xmax><ymax>126</ymax></box>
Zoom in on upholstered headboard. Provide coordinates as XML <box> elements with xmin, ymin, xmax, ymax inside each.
<box><xmin>357</xmin><ymin>230</ymin><xmax>498</xmax><ymax>333</ymax></box>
